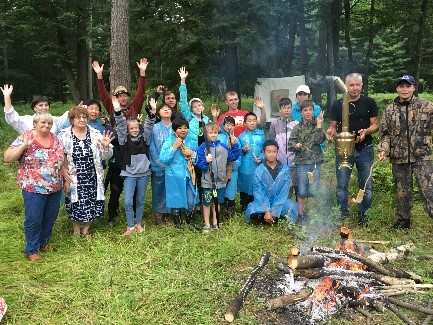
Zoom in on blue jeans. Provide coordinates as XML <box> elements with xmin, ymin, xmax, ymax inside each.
<box><xmin>297</xmin><ymin>163</ymin><xmax>321</xmax><ymax>199</ymax></box>
<box><xmin>151</xmin><ymin>171</ymin><xmax>168</xmax><ymax>213</ymax></box>
<box><xmin>22</xmin><ymin>190</ymin><xmax>62</xmax><ymax>256</ymax></box>
<box><xmin>336</xmin><ymin>143</ymin><xmax>374</xmax><ymax>215</ymax></box>
<box><xmin>124</xmin><ymin>175</ymin><xmax>149</xmax><ymax>228</ymax></box>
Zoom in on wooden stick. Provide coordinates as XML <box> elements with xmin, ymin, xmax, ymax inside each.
<box><xmin>357</xmin><ymin>240</ymin><xmax>391</xmax><ymax>244</ymax></box>
<box><xmin>267</xmin><ymin>288</ymin><xmax>313</xmax><ymax>310</ymax></box>
<box><xmin>387</xmin><ymin>303</ymin><xmax>415</xmax><ymax>325</ymax></box>
<box><xmin>421</xmin><ymin>299</ymin><xmax>433</xmax><ymax>325</ymax></box>
<box><xmin>388</xmin><ymin>297</ymin><xmax>433</xmax><ymax>315</ymax></box>
<box><xmin>355</xmin><ymin>307</ymin><xmax>371</xmax><ymax>325</ymax></box>
<box><xmin>377</xmin><ymin>284</ymin><xmax>433</xmax><ymax>290</ymax></box>
<box><xmin>371</xmin><ymin>302</ymin><xmax>385</xmax><ymax>313</ymax></box>
<box><xmin>224</xmin><ymin>252</ymin><xmax>270</xmax><ymax>323</ymax></box>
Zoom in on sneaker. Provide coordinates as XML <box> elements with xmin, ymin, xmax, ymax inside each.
<box><xmin>135</xmin><ymin>224</ymin><xmax>145</xmax><ymax>233</ymax></box>
<box><xmin>122</xmin><ymin>227</ymin><xmax>135</xmax><ymax>236</ymax></box>
<box><xmin>202</xmin><ymin>224</ymin><xmax>211</xmax><ymax>233</ymax></box>
<box><xmin>297</xmin><ymin>213</ymin><xmax>310</xmax><ymax>224</ymax></box>
<box><xmin>211</xmin><ymin>224</ymin><xmax>219</xmax><ymax>231</ymax></box>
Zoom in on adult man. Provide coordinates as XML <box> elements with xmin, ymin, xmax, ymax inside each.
<box><xmin>91</xmin><ymin>58</ymin><xmax>148</xmax><ymax>118</ymax></box>
<box><xmin>326</xmin><ymin>73</ymin><xmax>379</xmax><ymax>224</ymax></box>
<box><xmin>145</xmin><ymin>85</ymin><xmax>182</xmax><ymax>122</ymax></box>
<box><xmin>291</xmin><ymin>84</ymin><xmax>322</xmax><ymax>122</ymax></box>
<box><xmin>1</xmin><ymin>84</ymin><xmax>68</xmax><ymax>135</ymax></box>
<box><xmin>378</xmin><ymin>75</ymin><xmax>433</xmax><ymax>229</ymax></box>
<box><xmin>214</xmin><ymin>91</ymin><xmax>267</xmax><ymax>137</ymax></box>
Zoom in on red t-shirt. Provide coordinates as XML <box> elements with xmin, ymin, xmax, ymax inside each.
<box><xmin>217</xmin><ymin>110</ymin><xmax>249</xmax><ymax>137</ymax></box>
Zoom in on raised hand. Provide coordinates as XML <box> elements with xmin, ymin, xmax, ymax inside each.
<box><xmin>316</xmin><ymin>111</ymin><xmax>324</xmax><ymax>127</ymax></box>
<box><xmin>230</xmin><ymin>134</ymin><xmax>237</xmax><ymax>144</ymax></box>
<box><xmin>178</xmin><ymin>67</ymin><xmax>188</xmax><ymax>80</ymax></box>
<box><xmin>137</xmin><ymin>58</ymin><xmax>149</xmax><ymax>72</ymax></box>
<box><xmin>100</xmin><ymin>130</ymin><xmax>115</xmax><ymax>148</ymax></box>
<box><xmin>1</xmin><ymin>84</ymin><xmax>13</xmax><ymax>97</ymax></box>
<box><xmin>111</xmin><ymin>96</ymin><xmax>121</xmax><ymax>112</ymax></box>
<box><xmin>137</xmin><ymin>114</ymin><xmax>144</xmax><ymax>124</ymax></box>
<box><xmin>254</xmin><ymin>96</ymin><xmax>265</xmax><ymax>109</ymax></box>
<box><xmin>156</xmin><ymin>85</ymin><xmax>166</xmax><ymax>94</ymax></box>
<box><xmin>149</xmin><ymin>98</ymin><xmax>157</xmax><ymax>113</ymax></box>
<box><xmin>92</xmin><ymin>61</ymin><xmax>104</xmax><ymax>75</ymax></box>
<box><xmin>210</xmin><ymin>104</ymin><xmax>220</xmax><ymax>119</ymax></box>
<box><xmin>21</xmin><ymin>132</ymin><xmax>34</xmax><ymax>149</ymax></box>
<box><xmin>295</xmin><ymin>143</ymin><xmax>302</xmax><ymax>149</ymax></box>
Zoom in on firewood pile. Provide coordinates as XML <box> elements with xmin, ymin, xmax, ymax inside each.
<box><xmin>225</xmin><ymin>227</ymin><xmax>433</xmax><ymax>324</ymax></box>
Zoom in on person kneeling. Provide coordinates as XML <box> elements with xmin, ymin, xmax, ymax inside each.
<box><xmin>245</xmin><ymin>140</ymin><xmax>298</xmax><ymax>224</ymax></box>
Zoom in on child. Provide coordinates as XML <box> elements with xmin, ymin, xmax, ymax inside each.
<box><xmin>217</xmin><ymin>116</ymin><xmax>241</xmax><ymax>218</ymax></box>
<box><xmin>113</xmin><ymin>98</ymin><xmax>156</xmax><ymax>236</ymax></box>
<box><xmin>288</xmin><ymin>100</ymin><xmax>325</xmax><ymax>222</ymax></box>
<box><xmin>197</xmin><ymin>123</ymin><xmax>240</xmax><ymax>232</ymax></box>
<box><xmin>245</xmin><ymin>140</ymin><xmax>298</xmax><ymax>223</ymax></box>
<box><xmin>237</xmin><ymin>112</ymin><xmax>266</xmax><ymax>212</ymax></box>
<box><xmin>149</xmin><ymin>103</ymin><xmax>174</xmax><ymax>225</ymax></box>
<box><xmin>159</xmin><ymin>117</ymin><xmax>198</xmax><ymax>228</ymax></box>
<box><xmin>269</xmin><ymin>97</ymin><xmax>299</xmax><ymax>198</ymax></box>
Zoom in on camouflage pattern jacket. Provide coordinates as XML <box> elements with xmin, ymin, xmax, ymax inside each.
<box><xmin>379</xmin><ymin>96</ymin><xmax>433</xmax><ymax>164</ymax></box>
<box><xmin>287</xmin><ymin>120</ymin><xmax>325</xmax><ymax>165</ymax></box>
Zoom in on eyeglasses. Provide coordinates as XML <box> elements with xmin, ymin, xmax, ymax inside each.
<box><xmin>297</xmin><ymin>92</ymin><xmax>308</xmax><ymax>96</ymax></box>
<box><xmin>74</xmin><ymin>115</ymin><xmax>88</xmax><ymax>120</ymax></box>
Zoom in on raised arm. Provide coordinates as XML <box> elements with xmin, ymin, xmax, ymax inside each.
<box><xmin>1</xmin><ymin>84</ymin><xmax>13</xmax><ymax>112</ymax></box>
<box><xmin>4</xmin><ymin>133</ymin><xmax>32</xmax><ymax>163</ymax></box>
<box><xmin>178</xmin><ymin>67</ymin><xmax>191</xmax><ymax>121</ymax></box>
<box><xmin>92</xmin><ymin>61</ymin><xmax>113</xmax><ymax>115</ymax></box>
<box><xmin>130</xmin><ymin>58</ymin><xmax>149</xmax><ymax>116</ymax></box>
<box><xmin>254</xmin><ymin>96</ymin><xmax>267</xmax><ymax>125</ymax></box>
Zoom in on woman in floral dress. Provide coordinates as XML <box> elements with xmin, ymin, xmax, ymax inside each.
<box><xmin>58</xmin><ymin>106</ymin><xmax>114</xmax><ymax>236</ymax></box>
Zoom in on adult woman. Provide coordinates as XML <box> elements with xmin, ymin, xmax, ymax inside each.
<box><xmin>58</xmin><ymin>106</ymin><xmax>114</xmax><ymax>236</ymax></box>
<box><xmin>4</xmin><ymin>112</ymin><xmax>65</xmax><ymax>261</ymax></box>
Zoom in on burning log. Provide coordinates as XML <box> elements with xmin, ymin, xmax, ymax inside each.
<box><xmin>267</xmin><ymin>287</ymin><xmax>313</xmax><ymax>310</ymax></box>
<box><xmin>312</xmin><ymin>247</ymin><xmax>422</xmax><ymax>283</ymax></box>
<box><xmin>387</xmin><ymin>303</ymin><xmax>415</xmax><ymax>325</ymax></box>
<box><xmin>224</xmin><ymin>252</ymin><xmax>270</xmax><ymax>323</ymax></box>
<box><xmin>287</xmin><ymin>247</ymin><xmax>325</xmax><ymax>270</ymax></box>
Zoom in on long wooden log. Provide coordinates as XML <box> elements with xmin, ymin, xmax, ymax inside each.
<box><xmin>287</xmin><ymin>255</ymin><xmax>325</xmax><ymax>269</ymax></box>
<box><xmin>367</xmin><ymin>243</ymin><xmax>414</xmax><ymax>264</ymax></box>
<box><xmin>224</xmin><ymin>252</ymin><xmax>270</xmax><ymax>323</ymax></box>
<box><xmin>267</xmin><ymin>287</ymin><xmax>313</xmax><ymax>310</ymax></box>
<box><xmin>387</xmin><ymin>303</ymin><xmax>415</xmax><ymax>325</ymax></box>
<box><xmin>387</xmin><ymin>297</ymin><xmax>433</xmax><ymax>315</ymax></box>
<box><xmin>355</xmin><ymin>307</ymin><xmax>371</xmax><ymax>325</ymax></box>
<box><xmin>312</xmin><ymin>247</ymin><xmax>421</xmax><ymax>282</ymax></box>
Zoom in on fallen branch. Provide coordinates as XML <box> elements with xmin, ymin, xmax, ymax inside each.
<box><xmin>387</xmin><ymin>303</ymin><xmax>415</xmax><ymax>325</ymax></box>
<box><xmin>224</xmin><ymin>252</ymin><xmax>270</xmax><ymax>323</ymax></box>
<box><xmin>377</xmin><ymin>284</ymin><xmax>433</xmax><ymax>290</ymax></box>
<box><xmin>267</xmin><ymin>287</ymin><xmax>313</xmax><ymax>310</ymax></box>
<box><xmin>357</xmin><ymin>240</ymin><xmax>391</xmax><ymax>245</ymax></box>
<box><xmin>387</xmin><ymin>297</ymin><xmax>433</xmax><ymax>315</ymax></box>
<box><xmin>421</xmin><ymin>299</ymin><xmax>433</xmax><ymax>325</ymax></box>
<box><xmin>354</xmin><ymin>306</ymin><xmax>371</xmax><ymax>325</ymax></box>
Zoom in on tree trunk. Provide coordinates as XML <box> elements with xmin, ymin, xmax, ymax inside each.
<box><xmin>331</xmin><ymin>0</ymin><xmax>342</xmax><ymax>76</ymax></box>
<box><xmin>343</xmin><ymin>0</ymin><xmax>353</xmax><ymax>73</ymax></box>
<box><xmin>326</xmin><ymin>9</ymin><xmax>336</xmax><ymax>111</ymax></box>
<box><xmin>76</xmin><ymin>1</ymin><xmax>89</xmax><ymax>101</ymax></box>
<box><xmin>2</xmin><ymin>43</ymin><xmax>8</xmax><ymax>82</ymax></box>
<box><xmin>298</xmin><ymin>0</ymin><xmax>307</xmax><ymax>75</ymax></box>
<box><xmin>286</xmin><ymin>8</ymin><xmax>297</xmax><ymax>76</ymax></box>
<box><xmin>364</xmin><ymin>0</ymin><xmax>375</xmax><ymax>97</ymax></box>
<box><xmin>224</xmin><ymin>44</ymin><xmax>241</xmax><ymax>105</ymax></box>
<box><xmin>110</xmin><ymin>0</ymin><xmax>130</xmax><ymax>93</ymax></box>
<box><xmin>413</xmin><ymin>0</ymin><xmax>428</xmax><ymax>95</ymax></box>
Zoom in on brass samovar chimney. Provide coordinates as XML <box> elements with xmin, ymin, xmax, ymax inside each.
<box><xmin>333</xmin><ymin>77</ymin><xmax>356</xmax><ymax>168</ymax></box>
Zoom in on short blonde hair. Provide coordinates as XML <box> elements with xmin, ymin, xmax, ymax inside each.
<box><xmin>33</xmin><ymin>112</ymin><xmax>53</xmax><ymax>125</ymax></box>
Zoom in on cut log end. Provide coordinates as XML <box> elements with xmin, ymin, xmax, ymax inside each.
<box><xmin>224</xmin><ymin>313</ymin><xmax>235</xmax><ymax>323</ymax></box>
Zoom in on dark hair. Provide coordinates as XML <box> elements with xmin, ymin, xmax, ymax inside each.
<box><xmin>223</xmin><ymin>116</ymin><xmax>235</xmax><ymax>125</ymax></box>
<box><xmin>31</xmin><ymin>95</ymin><xmax>50</xmax><ymax>110</ymax></box>
<box><xmin>299</xmin><ymin>100</ymin><xmax>314</xmax><ymax>111</ymax></box>
<box><xmin>84</xmin><ymin>99</ymin><xmax>101</xmax><ymax>111</ymax></box>
<box><xmin>171</xmin><ymin>117</ymin><xmax>189</xmax><ymax>132</ymax></box>
<box><xmin>244</xmin><ymin>111</ymin><xmax>257</xmax><ymax>121</ymax></box>
<box><xmin>263</xmin><ymin>139</ymin><xmax>279</xmax><ymax>151</ymax></box>
<box><xmin>156</xmin><ymin>103</ymin><xmax>172</xmax><ymax>119</ymax></box>
<box><xmin>279</xmin><ymin>97</ymin><xmax>292</xmax><ymax>107</ymax></box>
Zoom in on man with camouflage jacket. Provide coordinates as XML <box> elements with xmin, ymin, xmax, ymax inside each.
<box><xmin>378</xmin><ymin>75</ymin><xmax>433</xmax><ymax>229</ymax></box>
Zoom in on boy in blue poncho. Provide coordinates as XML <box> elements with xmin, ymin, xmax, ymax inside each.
<box><xmin>245</xmin><ymin>139</ymin><xmax>298</xmax><ymax>223</ymax></box>
<box><xmin>159</xmin><ymin>117</ymin><xmax>198</xmax><ymax>228</ymax></box>
<box><xmin>196</xmin><ymin>123</ymin><xmax>240</xmax><ymax>232</ymax></box>
<box><xmin>217</xmin><ymin>116</ymin><xmax>241</xmax><ymax>218</ymax></box>
<box><xmin>238</xmin><ymin>112</ymin><xmax>266</xmax><ymax>212</ymax></box>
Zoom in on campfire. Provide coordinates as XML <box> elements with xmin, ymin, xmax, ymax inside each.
<box><xmin>224</xmin><ymin>227</ymin><xmax>433</xmax><ymax>324</ymax></box>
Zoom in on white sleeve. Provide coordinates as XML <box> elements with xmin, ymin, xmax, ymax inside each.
<box><xmin>4</xmin><ymin>106</ymin><xmax>32</xmax><ymax>134</ymax></box>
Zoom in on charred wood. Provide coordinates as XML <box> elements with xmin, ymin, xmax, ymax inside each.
<box><xmin>267</xmin><ymin>287</ymin><xmax>313</xmax><ymax>310</ymax></box>
<box><xmin>224</xmin><ymin>252</ymin><xmax>270</xmax><ymax>323</ymax></box>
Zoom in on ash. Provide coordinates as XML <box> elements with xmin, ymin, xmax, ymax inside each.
<box><xmin>254</xmin><ymin>253</ymin><xmax>386</xmax><ymax>324</ymax></box>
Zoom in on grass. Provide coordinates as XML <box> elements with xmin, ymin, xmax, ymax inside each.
<box><xmin>1</xmin><ymin>99</ymin><xmax>433</xmax><ymax>324</ymax></box>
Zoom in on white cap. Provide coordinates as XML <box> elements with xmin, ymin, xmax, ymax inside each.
<box><xmin>189</xmin><ymin>97</ymin><xmax>203</xmax><ymax>108</ymax></box>
<box><xmin>295</xmin><ymin>85</ymin><xmax>310</xmax><ymax>94</ymax></box>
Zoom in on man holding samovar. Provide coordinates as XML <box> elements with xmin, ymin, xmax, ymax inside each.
<box><xmin>326</xmin><ymin>73</ymin><xmax>379</xmax><ymax>225</ymax></box>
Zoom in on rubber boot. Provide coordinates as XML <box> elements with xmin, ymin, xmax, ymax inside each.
<box><xmin>226</xmin><ymin>206</ymin><xmax>235</xmax><ymax>219</ymax></box>
<box><xmin>172</xmin><ymin>210</ymin><xmax>182</xmax><ymax>229</ymax></box>
<box><xmin>155</xmin><ymin>213</ymin><xmax>164</xmax><ymax>226</ymax></box>
<box><xmin>186</xmin><ymin>209</ymin><xmax>200</xmax><ymax>232</ymax></box>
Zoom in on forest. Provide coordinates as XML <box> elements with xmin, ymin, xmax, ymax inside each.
<box><xmin>0</xmin><ymin>0</ymin><xmax>432</xmax><ymax>107</ymax></box>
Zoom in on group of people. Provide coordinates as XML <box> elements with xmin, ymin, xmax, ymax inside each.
<box><xmin>2</xmin><ymin>58</ymin><xmax>433</xmax><ymax>261</ymax></box>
